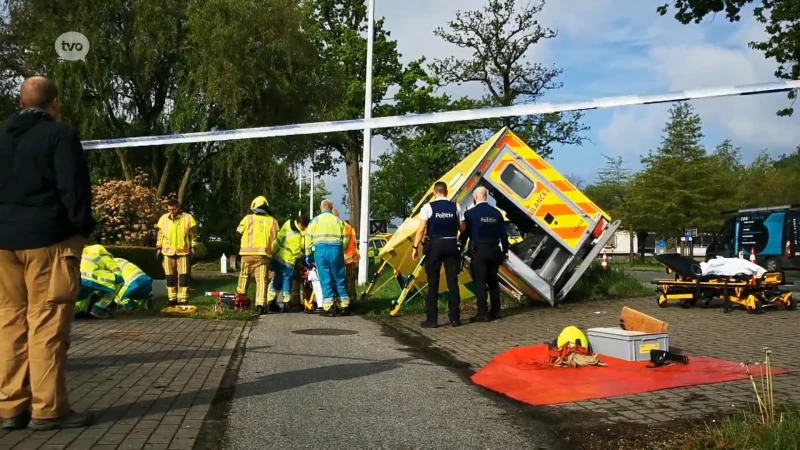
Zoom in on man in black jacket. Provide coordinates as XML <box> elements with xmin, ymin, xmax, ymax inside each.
<box><xmin>0</xmin><ymin>76</ymin><xmax>95</xmax><ymax>431</ymax></box>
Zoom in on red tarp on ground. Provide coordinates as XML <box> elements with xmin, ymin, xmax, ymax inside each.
<box><xmin>471</xmin><ymin>344</ymin><xmax>791</xmax><ymax>406</ymax></box>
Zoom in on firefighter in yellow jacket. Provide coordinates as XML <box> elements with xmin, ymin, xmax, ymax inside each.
<box><xmin>267</xmin><ymin>216</ymin><xmax>308</xmax><ymax>312</ymax></box>
<box><xmin>236</xmin><ymin>196</ymin><xmax>279</xmax><ymax>315</ymax></box>
<box><xmin>332</xmin><ymin>209</ymin><xmax>359</xmax><ymax>301</ymax></box>
<box><xmin>305</xmin><ymin>199</ymin><xmax>349</xmax><ymax>315</ymax></box>
<box><xmin>155</xmin><ymin>199</ymin><xmax>198</xmax><ymax>306</ymax></box>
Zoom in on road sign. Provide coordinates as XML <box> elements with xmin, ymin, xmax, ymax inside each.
<box><xmin>370</xmin><ymin>220</ymin><xmax>388</xmax><ymax>235</ymax></box>
<box><xmin>658</xmin><ymin>240</ymin><xmax>665</xmax><ymax>248</ymax></box>
<box><xmin>685</xmin><ymin>233</ymin><xmax>692</xmax><ymax>242</ymax></box>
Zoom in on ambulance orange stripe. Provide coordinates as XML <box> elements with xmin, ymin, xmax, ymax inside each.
<box><xmin>479</xmin><ymin>159</ymin><xmax>491</xmax><ymax>172</ymax></box>
<box><xmin>550</xmin><ymin>226</ymin><xmax>588</xmax><ymax>240</ymax></box>
<box><xmin>525</xmin><ymin>158</ymin><xmax>548</xmax><ymax>170</ymax></box>
<box><xmin>576</xmin><ymin>202</ymin><xmax>599</xmax><ymax>215</ymax></box>
<box><xmin>496</xmin><ymin>135</ymin><xmax>517</xmax><ymax>149</ymax></box>
<box><xmin>552</xmin><ymin>180</ymin><xmax>575</xmax><ymax>192</ymax></box>
<box><xmin>535</xmin><ymin>204</ymin><xmax>577</xmax><ymax>217</ymax></box>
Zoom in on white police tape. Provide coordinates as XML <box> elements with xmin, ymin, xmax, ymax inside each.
<box><xmin>82</xmin><ymin>80</ymin><xmax>800</xmax><ymax>150</ymax></box>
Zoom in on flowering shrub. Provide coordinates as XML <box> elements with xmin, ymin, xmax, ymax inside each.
<box><xmin>92</xmin><ymin>173</ymin><xmax>171</xmax><ymax>246</ymax></box>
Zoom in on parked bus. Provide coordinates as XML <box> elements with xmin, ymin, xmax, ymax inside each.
<box><xmin>705</xmin><ymin>204</ymin><xmax>800</xmax><ymax>272</ymax></box>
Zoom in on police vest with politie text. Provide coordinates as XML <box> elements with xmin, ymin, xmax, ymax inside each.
<box><xmin>464</xmin><ymin>202</ymin><xmax>506</xmax><ymax>249</ymax></box>
<box><xmin>426</xmin><ymin>200</ymin><xmax>460</xmax><ymax>240</ymax></box>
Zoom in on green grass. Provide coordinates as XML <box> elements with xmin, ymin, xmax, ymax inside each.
<box><xmin>676</xmin><ymin>408</ymin><xmax>800</xmax><ymax>450</ymax></box>
<box><xmin>563</xmin><ymin>263</ymin><xmax>652</xmax><ymax>302</ymax></box>
<box><xmin>610</xmin><ymin>262</ymin><xmax>668</xmax><ymax>272</ymax></box>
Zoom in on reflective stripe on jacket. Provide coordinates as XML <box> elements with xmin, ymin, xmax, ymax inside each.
<box><xmin>343</xmin><ymin>222</ymin><xmax>359</xmax><ymax>265</ymax></box>
<box><xmin>156</xmin><ymin>213</ymin><xmax>198</xmax><ymax>256</ymax></box>
<box><xmin>80</xmin><ymin>245</ymin><xmax>122</xmax><ymax>292</ymax></box>
<box><xmin>273</xmin><ymin>220</ymin><xmax>304</xmax><ymax>266</ymax></box>
<box><xmin>305</xmin><ymin>211</ymin><xmax>347</xmax><ymax>254</ymax></box>
<box><xmin>237</xmin><ymin>214</ymin><xmax>278</xmax><ymax>256</ymax></box>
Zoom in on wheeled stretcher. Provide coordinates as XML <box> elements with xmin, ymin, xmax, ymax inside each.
<box><xmin>651</xmin><ymin>253</ymin><xmax>795</xmax><ymax>313</ymax></box>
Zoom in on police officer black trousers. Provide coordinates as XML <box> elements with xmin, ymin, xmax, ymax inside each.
<box><xmin>424</xmin><ymin>238</ymin><xmax>462</xmax><ymax>326</ymax></box>
<box><xmin>470</xmin><ymin>243</ymin><xmax>503</xmax><ymax>320</ymax></box>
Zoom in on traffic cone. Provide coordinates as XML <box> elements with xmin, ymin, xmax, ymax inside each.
<box><xmin>750</xmin><ymin>247</ymin><xmax>756</xmax><ymax>264</ymax></box>
<box><xmin>601</xmin><ymin>250</ymin><xmax>608</xmax><ymax>270</ymax></box>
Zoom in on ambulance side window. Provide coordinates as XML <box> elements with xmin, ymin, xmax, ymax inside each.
<box><xmin>500</xmin><ymin>164</ymin><xmax>535</xmax><ymax>199</ymax></box>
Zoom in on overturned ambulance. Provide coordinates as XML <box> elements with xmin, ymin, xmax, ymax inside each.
<box><xmin>375</xmin><ymin>128</ymin><xmax>620</xmax><ymax>315</ymax></box>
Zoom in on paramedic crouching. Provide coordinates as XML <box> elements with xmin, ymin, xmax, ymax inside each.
<box><xmin>459</xmin><ymin>186</ymin><xmax>508</xmax><ymax>322</ymax></box>
<box><xmin>412</xmin><ymin>181</ymin><xmax>465</xmax><ymax>328</ymax></box>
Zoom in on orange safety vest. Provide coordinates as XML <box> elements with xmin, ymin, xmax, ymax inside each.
<box><xmin>343</xmin><ymin>222</ymin><xmax>359</xmax><ymax>265</ymax></box>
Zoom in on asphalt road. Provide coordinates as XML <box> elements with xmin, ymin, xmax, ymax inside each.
<box><xmin>629</xmin><ymin>270</ymin><xmax>800</xmax><ymax>291</ymax></box>
<box><xmin>221</xmin><ymin>313</ymin><xmax>561</xmax><ymax>450</ymax></box>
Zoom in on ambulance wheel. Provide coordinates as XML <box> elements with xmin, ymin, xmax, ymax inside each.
<box><xmin>657</xmin><ymin>295</ymin><xmax>668</xmax><ymax>308</ymax></box>
<box><xmin>788</xmin><ymin>296</ymin><xmax>797</xmax><ymax>311</ymax></box>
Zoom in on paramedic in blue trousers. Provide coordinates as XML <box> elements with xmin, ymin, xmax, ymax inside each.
<box><xmin>459</xmin><ymin>186</ymin><xmax>508</xmax><ymax>323</ymax></box>
<box><xmin>412</xmin><ymin>181</ymin><xmax>466</xmax><ymax>328</ymax></box>
<box><xmin>304</xmin><ymin>199</ymin><xmax>350</xmax><ymax>316</ymax></box>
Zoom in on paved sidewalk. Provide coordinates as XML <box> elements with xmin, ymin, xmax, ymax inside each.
<box><xmin>0</xmin><ymin>318</ymin><xmax>244</xmax><ymax>450</ymax></box>
<box><xmin>384</xmin><ymin>296</ymin><xmax>800</xmax><ymax>425</ymax></box>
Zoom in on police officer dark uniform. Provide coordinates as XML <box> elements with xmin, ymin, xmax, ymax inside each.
<box><xmin>459</xmin><ymin>186</ymin><xmax>508</xmax><ymax>322</ymax></box>
<box><xmin>412</xmin><ymin>181</ymin><xmax>466</xmax><ymax>328</ymax></box>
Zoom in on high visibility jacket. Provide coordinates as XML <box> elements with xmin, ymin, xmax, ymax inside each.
<box><xmin>305</xmin><ymin>211</ymin><xmax>348</xmax><ymax>254</ymax></box>
<box><xmin>114</xmin><ymin>257</ymin><xmax>152</xmax><ymax>303</ymax></box>
<box><xmin>237</xmin><ymin>213</ymin><xmax>278</xmax><ymax>256</ymax></box>
<box><xmin>156</xmin><ymin>212</ymin><xmax>198</xmax><ymax>256</ymax></box>
<box><xmin>81</xmin><ymin>245</ymin><xmax>123</xmax><ymax>293</ymax></box>
<box><xmin>273</xmin><ymin>219</ymin><xmax>305</xmax><ymax>266</ymax></box>
<box><xmin>343</xmin><ymin>222</ymin><xmax>359</xmax><ymax>265</ymax></box>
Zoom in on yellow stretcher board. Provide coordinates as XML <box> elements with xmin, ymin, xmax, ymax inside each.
<box><xmin>377</xmin><ymin>127</ymin><xmax>620</xmax><ymax>313</ymax></box>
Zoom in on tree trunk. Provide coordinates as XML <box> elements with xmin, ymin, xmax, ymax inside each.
<box><xmin>344</xmin><ymin>142</ymin><xmax>361</xmax><ymax>236</ymax></box>
<box><xmin>178</xmin><ymin>165</ymin><xmax>193</xmax><ymax>204</ymax></box>
<box><xmin>629</xmin><ymin>232</ymin><xmax>635</xmax><ymax>265</ymax></box>
<box><xmin>151</xmin><ymin>147</ymin><xmax>161</xmax><ymax>187</ymax></box>
<box><xmin>156</xmin><ymin>150</ymin><xmax>176</xmax><ymax>198</ymax></box>
<box><xmin>115</xmin><ymin>148</ymin><xmax>134</xmax><ymax>181</ymax></box>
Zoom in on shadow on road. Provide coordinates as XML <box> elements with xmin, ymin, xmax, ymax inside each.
<box><xmin>87</xmin><ymin>356</ymin><xmax>412</xmax><ymax>424</ymax></box>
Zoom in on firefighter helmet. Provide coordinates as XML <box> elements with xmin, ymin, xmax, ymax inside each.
<box><xmin>557</xmin><ymin>326</ymin><xmax>588</xmax><ymax>349</ymax></box>
<box><xmin>250</xmin><ymin>196</ymin><xmax>269</xmax><ymax>211</ymax></box>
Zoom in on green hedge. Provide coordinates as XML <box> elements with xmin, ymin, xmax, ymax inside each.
<box><xmin>105</xmin><ymin>245</ymin><xmax>165</xmax><ymax>280</ymax></box>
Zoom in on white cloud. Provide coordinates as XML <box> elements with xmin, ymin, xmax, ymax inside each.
<box><xmin>596</xmin><ymin>11</ymin><xmax>800</xmax><ymax>162</ymax></box>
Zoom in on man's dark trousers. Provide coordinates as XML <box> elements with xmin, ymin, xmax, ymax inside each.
<box><xmin>424</xmin><ymin>238</ymin><xmax>461</xmax><ymax>323</ymax></box>
<box><xmin>470</xmin><ymin>243</ymin><xmax>503</xmax><ymax>318</ymax></box>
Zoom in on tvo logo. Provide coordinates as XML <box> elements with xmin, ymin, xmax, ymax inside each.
<box><xmin>55</xmin><ymin>32</ymin><xmax>90</xmax><ymax>61</ymax></box>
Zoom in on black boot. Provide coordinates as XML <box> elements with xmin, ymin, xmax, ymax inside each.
<box><xmin>420</xmin><ymin>319</ymin><xmax>438</xmax><ymax>328</ymax></box>
<box><xmin>256</xmin><ymin>305</ymin><xmax>266</xmax><ymax>315</ymax></box>
<box><xmin>1</xmin><ymin>411</ymin><xmax>30</xmax><ymax>430</ymax></box>
<box><xmin>281</xmin><ymin>303</ymin><xmax>291</xmax><ymax>313</ymax></box>
<box><xmin>167</xmin><ymin>300</ymin><xmax>177</xmax><ymax>308</ymax></box>
<box><xmin>469</xmin><ymin>315</ymin><xmax>489</xmax><ymax>323</ymax></box>
<box><xmin>29</xmin><ymin>410</ymin><xmax>93</xmax><ymax>431</ymax></box>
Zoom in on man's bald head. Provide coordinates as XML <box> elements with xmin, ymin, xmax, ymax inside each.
<box><xmin>19</xmin><ymin>76</ymin><xmax>59</xmax><ymax>114</ymax></box>
<box><xmin>320</xmin><ymin>199</ymin><xmax>333</xmax><ymax>211</ymax></box>
<box><xmin>331</xmin><ymin>208</ymin><xmax>340</xmax><ymax>217</ymax></box>
<box><xmin>473</xmin><ymin>186</ymin><xmax>488</xmax><ymax>202</ymax></box>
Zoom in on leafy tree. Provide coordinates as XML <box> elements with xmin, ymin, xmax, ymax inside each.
<box><xmin>431</xmin><ymin>0</ymin><xmax>588</xmax><ymax>158</ymax></box>
<box><xmin>91</xmin><ymin>172</ymin><xmax>170</xmax><ymax>246</ymax></box>
<box><xmin>594</xmin><ymin>155</ymin><xmax>637</xmax><ymax>263</ymax></box>
<box><xmin>304</xmin><ymin>0</ymin><xmax>410</xmax><ymax>235</ymax></box>
<box><xmin>656</xmin><ymin>0</ymin><xmax>799</xmax><ymax>116</ymax></box>
<box><xmin>627</xmin><ymin>102</ymin><xmax>717</xmax><ymax>241</ymax></box>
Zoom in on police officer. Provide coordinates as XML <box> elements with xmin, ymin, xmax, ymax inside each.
<box><xmin>459</xmin><ymin>186</ymin><xmax>508</xmax><ymax>322</ymax></box>
<box><xmin>412</xmin><ymin>181</ymin><xmax>466</xmax><ymax>328</ymax></box>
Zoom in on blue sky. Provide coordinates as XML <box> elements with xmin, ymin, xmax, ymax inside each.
<box><xmin>315</xmin><ymin>0</ymin><xmax>800</xmax><ymax>218</ymax></box>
